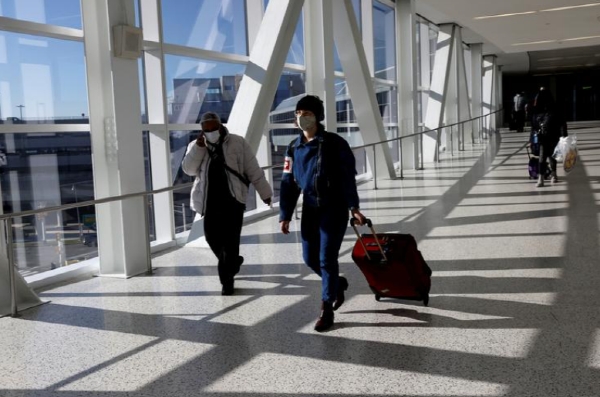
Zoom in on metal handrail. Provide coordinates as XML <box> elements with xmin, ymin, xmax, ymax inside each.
<box><xmin>0</xmin><ymin>109</ymin><xmax>501</xmax><ymax>221</ymax></box>
<box><xmin>350</xmin><ymin>109</ymin><xmax>502</xmax><ymax>151</ymax></box>
<box><xmin>1</xmin><ymin>108</ymin><xmax>501</xmax><ymax>317</ymax></box>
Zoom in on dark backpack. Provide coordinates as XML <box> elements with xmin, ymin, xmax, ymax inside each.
<box><xmin>535</xmin><ymin>113</ymin><xmax>552</xmax><ymax>135</ymax></box>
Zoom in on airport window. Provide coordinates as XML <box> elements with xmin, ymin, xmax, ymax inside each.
<box><xmin>0</xmin><ymin>0</ymin><xmax>82</xmax><ymax>29</ymax></box>
<box><xmin>161</xmin><ymin>0</ymin><xmax>248</xmax><ymax>56</ymax></box>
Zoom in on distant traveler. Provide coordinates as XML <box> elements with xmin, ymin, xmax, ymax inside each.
<box><xmin>529</xmin><ymin>88</ymin><xmax>568</xmax><ymax>187</ymax></box>
<box><xmin>513</xmin><ymin>91</ymin><xmax>526</xmax><ymax>132</ymax></box>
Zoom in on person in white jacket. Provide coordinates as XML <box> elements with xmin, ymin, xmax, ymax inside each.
<box><xmin>182</xmin><ymin>112</ymin><xmax>273</xmax><ymax>295</ymax></box>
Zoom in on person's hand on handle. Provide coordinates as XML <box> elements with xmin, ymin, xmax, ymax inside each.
<box><xmin>280</xmin><ymin>220</ymin><xmax>290</xmax><ymax>235</ymax></box>
<box><xmin>351</xmin><ymin>208</ymin><xmax>367</xmax><ymax>226</ymax></box>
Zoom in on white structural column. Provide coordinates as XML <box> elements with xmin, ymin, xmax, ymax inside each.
<box><xmin>361</xmin><ymin>0</ymin><xmax>375</xmax><ymax>76</ymax></box>
<box><xmin>395</xmin><ymin>0</ymin><xmax>419</xmax><ymax>169</ymax></box>
<box><xmin>455</xmin><ymin>31</ymin><xmax>473</xmax><ymax>146</ymax></box>
<box><xmin>444</xmin><ymin>24</ymin><xmax>459</xmax><ymax>154</ymax></box>
<box><xmin>82</xmin><ymin>0</ymin><xmax>149</xmax><ymax>277</ymax></box>
<box><xmin>246</xmin><ymin>0</ymin><xmax>275</xmax><ymax>210</ymax></box>
<box><xmin>305</xmin><ymin>0</ymin><xmax>336</xmax><ymax>131</ymax></box>
<box><xmin>246</xmin><ymin>0</ymin><xmax>264</xmax><ymax>49</ymax></box>
<box><xmin>418</xmin><ymin>22</ymin><xmax>431</xmax><ymax>128</ymax></box>
<box><xmin>226</xmin><ymin>0</ymin><xmax>304</xmax><ymax>153</ymax></box>
<box><xmin>424</xmin><ymin>24</ymin><xmax>455</xmax><ymax>162</ymax></box>
<box><xmin>470</xmin><ymin>43</ymin><xmax>483</xmax><ymax>136</ymax></box>
<box><xmin>333</xmin><ymin>0</ymin><xmax>395</xmax><ymax>179</ymax></box>
<box><xmin>482</xmin><ymin>55</ymin><xmax>497</xmax><ymax>133</ymax></box>
<box><xmin>497</xmin><ymin>65</ymin><xmax>503</xmax><ymax>127</ymax></box>
<box><xmin>140</xmin><ymin>0</ymin><xmax>175</xmax><ymax>243</ymax></box>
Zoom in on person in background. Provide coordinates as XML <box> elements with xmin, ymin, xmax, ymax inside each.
<box><xmin>182</xmin><ymin>112</ymin><xmax>273</xmax><ymax>295</ymax></box>
<box><xmin>514</xmin><ymin>91</ymin><xmax>527</xmax><ymax>132</ymax></box>
<box><xmin>279</xmin><ymin>95</ymin><xmax>367</xmax><ymax>332</ymax></box>
<box><xmin>529</xmin><ymin>87</ymin><xmax>568</xmax><ymax>187</ymax></box>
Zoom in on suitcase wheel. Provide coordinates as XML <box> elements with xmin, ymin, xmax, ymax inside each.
<box><xmin>375</xmin><ymin>294</ymin><xmax>381</xmax><ymax>302</ymax></box>
<box><xmin>423</xmin><ymin>294</ymin><xmax>429</xmax><ymax>307</ymax></box>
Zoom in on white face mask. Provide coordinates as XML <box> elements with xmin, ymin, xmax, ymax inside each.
<box><xmin>204</xmin><ymin>131</ymin><xmax>220</xmax><ymax>143</ymax></box>
<box><xmin>297</xmin><ymin>115</ymin><xmax>317</xmax><ymax>131</ymax></box>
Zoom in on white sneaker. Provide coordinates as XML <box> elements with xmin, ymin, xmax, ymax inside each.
<box><xmin>536</xmin><ymin>177</ymin><xmax>544</xmax><ymax>187</ymax></box>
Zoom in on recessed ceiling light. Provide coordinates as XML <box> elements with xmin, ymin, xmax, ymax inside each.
<box><xmin>474</xmin><ymin>11</ymin><xmax>537</xmax><ymax>20</ymax></box>
<box><xmin>538</xmin><ymin>57</ymin><xmax>565</xmax><ymax>62</ymax></box>
<box><xmin>512</xmin><ymin>40</ymin><xmax>557</xmax><ymax>46</ymax></box>
<box><xmin>562</xmin><ymin>35</ymin><xmax>600</xmax><ymax>41</ymax></box>
<box><xmin>540</xmin><ymin>55</ymin><xmax>594</xmax><ymax>61</ymax></box>
<box><xmin>540</xmin><ymin>3</ymin><xmax>600</xmax><ymax>12</ymax></box>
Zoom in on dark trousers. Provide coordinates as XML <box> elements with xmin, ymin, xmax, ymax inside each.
<box><xmin>204</xmin><ymin>200</ymin><xmax>245</xmax><ymax>285</ymax></box>
<box><xmin>300</xmin><ymin>204</ymin><xmax>349</xmax><ymax>303</ymax></box>
<box><xmin>539</xmin><ymin>137</ymin><xmax>558</xmax><ymax>177</ymax></box>
<box><xmin>514</xmin><ymin>110</ymin><xmax>525</xmax><ymax>132</ymax></box>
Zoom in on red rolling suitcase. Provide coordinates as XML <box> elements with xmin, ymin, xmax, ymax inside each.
<box><xmin>350</xmin><ymin>219</ymin><xmax>432</xmax><ymax>306</ymax></box>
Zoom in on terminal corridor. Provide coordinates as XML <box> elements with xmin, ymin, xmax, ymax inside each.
<box><xmin>2</xmin><ymin>123</ymin><xmax>600</xmax><ymax>396</ymax></box>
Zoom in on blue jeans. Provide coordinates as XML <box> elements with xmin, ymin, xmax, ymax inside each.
<box><xmin>300</xmin><ymin>204</ymin><xmax>349</xmax><ymax>303</ymax></box>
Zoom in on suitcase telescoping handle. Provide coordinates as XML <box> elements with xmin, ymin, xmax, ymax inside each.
<box><xmin>350</xmin><ymin>218</ymin><xmax>388</xmax><ymax>262</ymax></box>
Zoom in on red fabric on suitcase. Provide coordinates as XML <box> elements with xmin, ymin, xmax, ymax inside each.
<box><xmin>351</xmin><ymin>233</ymin><xmax>432</xmax><ymax>305</ymax></box>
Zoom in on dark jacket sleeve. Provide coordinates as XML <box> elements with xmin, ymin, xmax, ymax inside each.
<box><xmin>279</xmin><ymin>141</ymin><xmax>301</xmax><ymax>222</ymax></box>
<box><xmin>335</xmin><ymin>135</ymin><xmax>360</xmax><ymax>209</ymax></box>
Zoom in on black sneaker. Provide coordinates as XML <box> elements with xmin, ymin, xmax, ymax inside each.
<box><xmin>234</xmin><ymin>256</ymin><xmax>244</xmax><ymax>276</ymax></box>
<box><xmin>221</xmin><ymin>281</ymin><xmax>234</xmax><ymax>296</ymax></box>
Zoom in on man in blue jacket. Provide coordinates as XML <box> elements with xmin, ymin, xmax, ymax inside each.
<box><xmin>279</xmin><ymin>95</ymin><xmax>366</xmax><ymax>332</ymax></box>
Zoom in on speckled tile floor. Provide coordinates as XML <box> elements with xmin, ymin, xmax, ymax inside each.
<box><xmin>2</xmin><ymin>123</ymin><xmax>600</xmax><ymax>397</ymax></box>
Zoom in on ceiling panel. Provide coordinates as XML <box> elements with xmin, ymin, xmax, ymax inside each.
<box><xmin>416</xmin><ymin>0</ymin><xmax>600</xmax><ymax>73</ymax></box>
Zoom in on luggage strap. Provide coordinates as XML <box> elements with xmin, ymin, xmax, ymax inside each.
<box><xmin>350</xmin><ymin>218</ymin><xmax>388</xmax><ymax>262</ymax></box>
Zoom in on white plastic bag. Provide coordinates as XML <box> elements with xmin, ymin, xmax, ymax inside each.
<box><xmin>554</xmin><ymin>135</ymin><xmax>577</xmax><ymax>173</ymax></box>
<box><xmin>552</xmin><ymin>137</ymin><xmax>567</xmax><ymax>162</ymax></box>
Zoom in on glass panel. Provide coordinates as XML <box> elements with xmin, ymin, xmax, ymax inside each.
<box><xmin>263</xmin><ymin>0</ymin><xmax>304</xmax><ymax>65</ymax></box>
<box><xmin>375</xmin><ymin>84</ymin><xmax>398</xmax><ymax>124</ymax></box>
<box><xmin>385</xmin><ymin>126</ymin><xmax>399</xmax><ymax>163</ymax></box>
<box><xmin>10</xmin><ymin>204</ymin><xmax>98</xmax><ymax>277</ymax></box>
<box><xmin>134</xmin><ymin>0</ymin><xmax>140</xmax><ymax>27</ymax></box>
<box><xmin>429</xmin><ymin>27</ymin><xmax>438</xmax><ymax>84</ymax></box>
<box><xmin>267</xmin><ymin>71</ymin><xmax>306</xmax><ymax>192</ymax></box>
<box><xmin>165</xmin><ymin>55</ymin><xmax>246</xmax><ymax>124</ymax></box>
<box><xmin>0</xmin><ymin>132</ymin><xmax>95</xmax><ymax>276</ymax></box>
<box><xmin>335</xmin><ymin>79</ymin><xmax>356</xmax><ymax>124</ymax></box>
<box><xmin>170</xmin><ymin>130</ymin><xmax>197</xmax><ymax>234</ymax></box>
<box><xmin>142</xmin><ymin>131</ymin><xmax>156</xmax><ymax>241</ymax></box>
<box><xmin>0</xmin><ymin>0</ymin><xmax>82</xmax><ymax>29</ymax></box>
<box><xmin>373</xmin><ymin>1</ymin><xmax>396</xmax><ymax>80</ymax></box>
<box><xmin>334</xmin><ymin>0</ymin><xmax>361</xmax><ymax>73</ymax></box>
<box><xmin>268</xmin><ymin>71</ymin><xmax>306</xmax><ymax>124</ymax></box>
<box><xmin>161</xmin><ymin>0</ymin><xmax>247</xmax><ymax>56</ymax></box>
<box><xmin>340</xmin><ymin>127</ymin><xmax>366</xmax><ymax>174</ymax></box>
<box><xmin>0</xmin><ymin>31</ymin><xmax>88</xmax><ymax>124</ymax></box>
